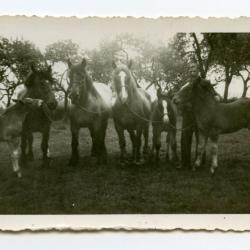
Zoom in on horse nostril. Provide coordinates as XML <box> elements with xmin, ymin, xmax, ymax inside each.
<box><xmin>47</xmin><ymin>100</ymin><xmax>58</xmax><ymax>110</ymax></box>
<box><xmin>173</xmin><ymin>97</ymin><xmax>179</xmax><ymax>104</ymax></box>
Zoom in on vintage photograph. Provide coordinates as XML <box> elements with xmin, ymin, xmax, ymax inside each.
<box><xmin>0</xmin><ymin>16</ymin><xmax>250</xmax><ymax>215</ymax></box>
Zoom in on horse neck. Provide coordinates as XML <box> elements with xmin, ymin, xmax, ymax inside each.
<box><xmin>80</xmin><ymin>76</ymin><xmax>99</xmax><ymax>106</ymax></box>
<box><xmin>3</xmin><ymin>104</ymin><xmax>28</xmax><ymax>120</ymax></box>
<box><xmin>127</xmin><ymin>78</ymin><xmax>140</xmax><ymax>103</ymax></box>
<box><xmin>192</xmin><ymin>91</ymin><xmax>217</xmax><ymax>119</ymax></box>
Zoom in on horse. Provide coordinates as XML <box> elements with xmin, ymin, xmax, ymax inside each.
<box><xmin>173</xmin><ymin>76</ymin><xmax>250</xmax><ymax>174</ymax></box>
<box><xmin>67</xmin><ymin>58</ymin><xmax>112</xmax><ymax>166</ymax></box>
<box><xmin>112</xmin><ymin>61</ymin><xmax>151</xmax><ymax>165</ymax></box>
<box><xmin>20</xmin><ymin>65</ymin><xmax>58</xmax><ymax>168</ymax></box>
<box><xmin>151</xmin><ymin>88</ymin><xmax>179</xmax><ymax>166</ymax></box>
<box><xmin>0</xmin><ymin>98</ymin><xmax>43</xmax><ymax>177</ymax></box>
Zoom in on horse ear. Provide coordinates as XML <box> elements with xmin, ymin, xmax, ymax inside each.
<box><xmin>12</xmin><ymin>99</ymin><xmax>24</xmax><ymax>104</ymax></box>
<box><xmin>30</xmin><ymin>64</ymin><xmax>36</xmax><ymax>72</ymax></box>
<box><xmin>112</xmin><ymin>61</ymin><xmax>117</xmax><ymax>69</ymax></box>
<box><xmin>128</xmin><ymin>59</ymin><xmax>133</xmax><ymax>69</ymax></box>
<box><xmin>200</xmin><ymin>79</ymin><xmax>211</xmax><ymax>87</ymax></box>
<box><xmin>47</xmin><ymin>65</ymin><xmax>52</xmax><ymax>73</ymax></box>
<box><xmin>156</xmin><ymin>87</ymin><xmax>162</xmax><ymax>99</ymax></box>
<box><xmin>81</xmin><ymin>58</ymin><xmax>87</xmax><ymax>68</ymax></box>
<box><xmin>67</xmin><ymin>59</ymin><xmax>72</xmax><ymax>68</ymax></box>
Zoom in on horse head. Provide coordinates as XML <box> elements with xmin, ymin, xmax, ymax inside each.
<box><xmin>156</xmin><ymin>88</ymin><xmax>172</xmax><ymax>124</ymax></box>
<box><xmin>112</xmin><ymin>60</ymin><xmax>136</xmax><ymax>104</ymax></box>
<box><xmin>173</xmin><ymin>77</ymin><xmax>220</xmax><ymax>106</ymax></box>
<box><xmin>12</xmin><ymin>98</ymin><xmax>44</xmax><ymax>110</ymax></box>
<box><xmin>24</xmin><ymin>64</ymin><xmax>57</xmax><ymax>110</ymax></box>
<box><xmin>67</xmin><ymin>58</ymin><xmax>91</xmax><ymax>105</ymax></box>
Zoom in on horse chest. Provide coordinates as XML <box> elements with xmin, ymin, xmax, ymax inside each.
<box><xmin>1</xmin><ymin>119</ymin><xmax>22</xmax><ymax>141</ymax></box>
<box><xmin>115</xmin><ymin>110</ymin><xmax>137</xmax><ymax>129</ymax></box>
<box><xmin>72</xmin><ymin>108</ymin><xmax>100</xmax><ymax>127</ymax></box>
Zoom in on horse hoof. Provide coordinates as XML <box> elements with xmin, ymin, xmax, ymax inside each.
<box><xmin>68</xmin><ymin>157</ymin><xmax>79</xmax><ymax>167</ymax></box>
<box><xmin>135</xmin><ymin>160</ymin><xmax>143</xmax><ymax>166</ymax></box>
<box><xmin>27</xmin><ymin>154</ymin><xmax>35</xmax><ymax>161</ymax></box>
<box><xmin>175</xmin><ymin>164</ymin><xmax>182</xmax><ymax>169</ymax></box>
<box><xmin>192</xmin><ymin>166</ymin><xmax>196</xmax><ymax>171</ymax></box>
<box><xmin>41</xmin><ymin>159</ymin><xmax>51</xmax><ymax>168</ymax></box>
<box><xmin>210</xmin><ymin>167</ymin><xmax>217</xmax><ymax>175</ymax></box>
<box><xmin>119</xmin><ymin>161</ymin><xmax>126</xmax><ymax>167</ymax></box>
<box><xmin>17</xmin><ymin>172</ymin><xmax>22</xmax><ymax>178</ymax></box>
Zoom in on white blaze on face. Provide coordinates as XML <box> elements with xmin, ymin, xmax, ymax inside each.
<box><xmin>47</xmin><ymin>147</ymin><xmax>51</xmax><ymax>158</ymax></box>
<box><xmin>162</xmin><ymin>100</ymin><xmax>169</xmax><ymax>124</ymax></box>
<box><xmin>119</xmin><ymin>71</ymin><xmax>128</xmax><ymax>103</ymax></box>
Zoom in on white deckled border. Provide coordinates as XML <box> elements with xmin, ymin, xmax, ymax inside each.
<box><xmin>0</xmin><ymin>215</ymin><xmax>249</xmax><ymax>231</ymax></box>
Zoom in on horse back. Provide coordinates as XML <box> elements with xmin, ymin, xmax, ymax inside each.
<box><xmin>93</xmin><ymin>82</ymin><xmax>113</xmax><ymax>113</ymax></box>
<box><xmin>137</xmin><ymin>88</ymin><xmax>152</xmax><ymax>115</ymax></box>
<box><xmin>0</xmin><ymin>107</ymin><xmax>27</xmax><ymax>140</ymax></box>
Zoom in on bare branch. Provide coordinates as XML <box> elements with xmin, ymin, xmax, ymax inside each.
<box><xmin>191</xmin><ymin>33</ymin><xmax>206</xmax><ymax>78</ymax></box>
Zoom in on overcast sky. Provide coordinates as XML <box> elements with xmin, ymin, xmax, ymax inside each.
<box><xmin>0</xmin><ymin>16</ymin><xmax>176</xmax><ymax>51</ymax></box>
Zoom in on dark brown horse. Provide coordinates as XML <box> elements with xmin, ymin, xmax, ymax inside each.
<box><xmin>112</xmin><ymin>61</ymin><xmax>151</xmax><ymax>164</ymax></box>
<box><xmin>20</xmin><ymin>65</ymin><xmax>58</xmax><ymax>167</ymax></box>
<box><xmin>67</xmin><ymin>58</ymin><xmax>112</xmax><ymax>166</ymax></box>
<box><xmin>0</xmin><ymin>98</ymin><xmax>43</xmax><ymax>177</ymax></box>
<box><xmin>151</xmin><ymin>88</ymin><xmax>179</xmax><ymax>166</ymax></box>
<box><xmin>173</xmin><ymin>77</ymin><xmax>250</xmax><ymax>174</ymax></box>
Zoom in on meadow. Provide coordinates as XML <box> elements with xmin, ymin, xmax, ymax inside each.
<box><xmin>0</xmin><ymin>120</ymin><xmax>249</xmax><ymax>214</ymax></box>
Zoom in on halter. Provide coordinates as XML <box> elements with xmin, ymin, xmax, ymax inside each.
<box><xmin>42</xmin><ymin>102</ymin><xmax>55</xmax><ymax>122</ymax></box>
<box><xmin>70</xmin><ymin>77</ymin><xmax>112</xmax><ymax>114</ymax></box>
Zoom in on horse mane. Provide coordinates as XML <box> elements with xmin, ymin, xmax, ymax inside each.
<box><xmin>81</xmin><ymin>68</ymin><xmax>100</xmax><ymax>100</ymax></box>
<box><xmin>1</xmin><ymin>103</ymin><xmax>24</xmax><ymax>116</ymax></box>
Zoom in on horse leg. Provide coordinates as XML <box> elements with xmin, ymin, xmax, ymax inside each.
<box><xmin>20</xmin><ymin>130</ymin><xmax>27</xmax><ymax>165</ymax></box>
<box><xmin>114</xmin><ymin>122</ymin><xmax>126</xmax><ymax>164</ymax></box>
<box><xmin>195</xmin><ymin>129</ymin><xmax>206</xmax><ymax>164</ymax></box>
<box><xmin>193</xmin><ymin>133</ymin><xmax>208</xmax><ymax>171</ymax></box>
<box><xmin>142</xmin><ymin>124</ymin><xmax>149</xmax><ymax>160</ymax></box>
<box><xmin>68</xmin><ymin>123</ymin><xmax>80</xmax><ymax>167</ymax></box>
<box><xmin>89</xmin><ymin>127</ymin><xmax>98</xmax><ymax>157</ymax></box>
<box><xmin>128</xmin><ymin>129</ymin><xmax>136</xmax><ymax>162</ymax></box>
<box><xmin>135</xmin><ymin>126</ymin><xmax>143</xmax><ymax>164</ymax></box>
<box><xmin>27</xmin><ymin>132</ymin><xmax>34</xmax><ymax>161</ymax></box>
<box><xmin>152</xmin><ymin>126</ymin><xmax>161</xmax><ymax>163</ymax></box>
<box><xmin>166</xmin><ymin>133</ymin><xmax>170</xmax><ymax>162</ymax></box>
<box><xmin>169</xmin><ymin>130</ymin><xmax>180</xmax><ymax>168</ymax></box>
<box><xmin>97</xmin><ymin>119</ymin><xmax>108</xmax><ymax>165</ymax></box>
<box><xmin>41</xmin><ymin>126</ymin><xmax>51</xmax><ymax>168</ymax></box>
<box><xmin>8</xmin><ymin>138</ymin><xmax>22</xmax><ymax>178</ymax></box>
<box><xmin>210</xmin><ymin>135</ymin><xmax>219</xmax><ymax>174</ymax></box>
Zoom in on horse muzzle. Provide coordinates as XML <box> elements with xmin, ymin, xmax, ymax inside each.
<box><xmin>173</xmin><ymin>95</ymin><xmax>181</xmax><ymax>105</ymax></box>
<box><xmin>47</xmin><ymin>100</ymin><xmax>58</xmax><ymax>110</ymax></box>
<box><xmin>162</xmin><ymin>114</ymin><xmax>169</xmax><ymax>125</ymax></box>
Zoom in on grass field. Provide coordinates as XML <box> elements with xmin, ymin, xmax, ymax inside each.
<box><xmin>0</xmin><ymin>119</ymin><xmax>250</xmax><ymax>214</ymax></box>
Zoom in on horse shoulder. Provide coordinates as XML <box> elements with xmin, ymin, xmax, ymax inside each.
<box><xmin>137</xmin><ymin>89</ymin><xmax>151</xmax><ymax>109</ymax></box>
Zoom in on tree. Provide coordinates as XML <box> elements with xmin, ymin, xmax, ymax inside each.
<box><xmin>0</xmin><ymin>37</ymin><xmax>43</xmax><ymax>106</ymax></box>
<box><xmin>205</xmin><ymin>33</ymin><xmax>242</xmax><ymax>100</ymax></box>
<box><xmin>45</xmin><ymin>40</ymin><xmax>81</xmax><ymax>111</ymax></box>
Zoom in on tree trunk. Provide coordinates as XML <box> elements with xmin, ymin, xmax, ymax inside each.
<box><xmin>6</xmin><ymin>90</ymin><xmax>12</xmax><ymax>107</ymax></box>
<box><xmin>223</xmin><ymin>82</ymin><xmax>230</xmax><ymax>101</ymax></box>
<box><xmin>242</xmin><ymin>80</ymin><xmax>249</xmax><ymax>98</ymax></box>
<box><xmin>64</xmin><ymin>92</ymin><xmax>68</xmax><ymax>112</ymax></box>
<box><xmin>63</xmin><ymin>92</ymin><xmax>69</xmax><ymax>122</ymax></box>
<box><xmin>223</xmin><ymin>66</ymin><xmax>232</xmax><ymax>101</ymax></box>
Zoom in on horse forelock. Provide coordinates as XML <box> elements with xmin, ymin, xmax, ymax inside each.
<box><xmin>113</xmin><ymin>66</ymin><xmax>137</xmax><ymax>92</ymax></box>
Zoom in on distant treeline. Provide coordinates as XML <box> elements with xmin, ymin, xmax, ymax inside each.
<box><xmin>1</xmin><ymin>33</ymin><xmax>250</xmax><ymax>108</ymax></box>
